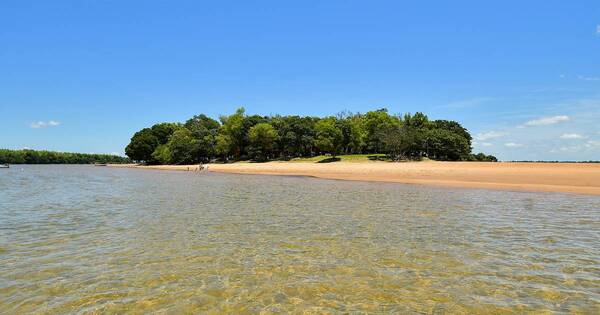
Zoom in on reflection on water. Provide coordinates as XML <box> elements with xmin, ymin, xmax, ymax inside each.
<box><xmin>1</xmin><ymin>165</ymin><xmax>599</xmax><ymax>313</ymax></box>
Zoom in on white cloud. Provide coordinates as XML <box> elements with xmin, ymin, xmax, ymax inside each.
<box><xmin>522</xmin><ymin>115</ymin><xmax>569</xmax><ymax>127</ymax></box>
<box><xmin>505</xmin><ymin>142</ymin><xmax>524</xmax><ymax>148</ymax></box>
<box><xmin>560</xmin><ymin>133</ymin><xmax>584</xmax><ymax>139</ymax></box>
<box><xmin>586</xmin><ymin>140</ymin><xmax>600</xmax><ymax>147</ymax></box>
<box><xmin>30</xmin><ymin>120</ymin><xmax>61</xmax><ymax>129</ymax></box>
<box><xmin>475</xmin><ymin>131</ymin><xmax>508</xmax><ymax>141</ymax></box>
<box><xmin>481</xmin><ymin>142</ymin><xmax>493</xmax><ymax>147</ymax></box>
<box><xmin>577</xmin><ymin>75</ymin><xmax>600</xmax><ymax>81</ymax></box>
<box><xmin>553</xmin><ymin>141</ymin><xmax>600</xmax><ymax>151</ymax></box>
<box><xmin>557</xmin><ymin>146</ymin><xmax>582</xmax><ymax>153</ymax></box>
<box><xmin>557</xmin><ymin>74</ymin><xmax>599</xmax><ymax>81</ymax></box>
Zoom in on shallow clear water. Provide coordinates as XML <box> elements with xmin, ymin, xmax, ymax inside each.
<box><xmin>1</xmin><ymin>165</ymin><xmax>599</xmax><ymax>313</ymax></box>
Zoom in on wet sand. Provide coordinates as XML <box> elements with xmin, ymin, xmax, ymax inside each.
<box><xmin>109</xmin><ymin>161</ymin><xmax>600</xmax><ymax>195</ymax></box>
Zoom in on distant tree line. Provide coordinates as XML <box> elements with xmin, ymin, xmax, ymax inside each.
<box><xmin>125</xmin><ymin>108</ymin><xmax>497</xmax><ymax>164</ymax></box>
<box><xmin>0</xmin><ymin>149</ymin><xmax>131</xmax><ymax>164</ymax></box>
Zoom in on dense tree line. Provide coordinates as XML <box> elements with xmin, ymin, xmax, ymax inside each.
<box><xmin>125</xmin><ymin>108</ymin><xmax>497</xmax><ymax>164</ymax></box>
<box><xmin>0</xmin><ymin>149</ymin><xmax>131</xmax><ymax>164</ymax></box>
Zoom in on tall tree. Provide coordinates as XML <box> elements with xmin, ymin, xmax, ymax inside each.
<box><xmin>167</xmin><ymin>128</ymin><xmax>197</xmax><ymax>164</ymax></box>
<box><xmin>150</xmin><ymin>123</ymin><xmax>181</xmax><ymax>144</ymax></box>
<box><xmin>151</xmin><ymin>144</ymin><xmax>172</xmax><ymax>164</ymax></box>
<box><xmin>363</xmin><ymin>109</ymin><xmax>399</xmax><ymax>153</ymax></box>
<box><xmin>248</xmin><ymin>123</ymin><xmax>279</xmax><ymax>161</ymax></box>
<box><xmin>218</xmin><ymin>108</ymin><xmax>246</xmax><ymax>158</ymax></box>
<box><xmin>315</xmin><ymin>117</ymin><xmax>343</xmax><ymax>157</ymax></box>
<box><xmin>336</xmin><ymin>113</ymin><xmax>365</xmax><ymax>154</ymax></box>
<box><xmin>125</xmin><ymin>128</ymin><xmax>159</xmax><ymax>162</ymax></box>
<box><xmin>185</xmin><ymin>114</ymin><xmax>220</xmax><ymax>162</ymax></box>
<box><xmin>382</xmin><ymin>127</ymin><xmax>412</xmax><ymax>161</ymax></box>
<box><xmin>426</xmin><ymin>128</ymin><xmax>470</xmax><ymax>161</ymax></box>
<box><xmin>400</xmin><ymin>112</ymin><xmax>429</xmax><ymax>158</ymax></box>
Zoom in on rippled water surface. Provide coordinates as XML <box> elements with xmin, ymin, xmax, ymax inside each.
<box><xmin>1</xmin><ymin>165</ymin><xmax>599</xmax><ymax>314</ymax></box>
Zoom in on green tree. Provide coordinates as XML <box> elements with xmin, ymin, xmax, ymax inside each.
<box><xmin>425</xmin><ymin>120</ymin><xmax>472</xmax><ymax>160</ymax></box>
<box><xmin>363</xmin><ymin>109</ymin><xmax>399</xmax><ymax>153</ymax></box>
<box><xmin>382</xmin><ymin>127</ymin><xmax>412</xmax><ymax>161</ymax></box>
<box><xmin>470</xmin><ymin>152</ymin><xmax>498</xmax><ymax>162</ymax></box>
<box><xmin>431</xmin><ymin>120</ymin><xmax>472</xmax><ymax>144</ymax></box>
<box><xmin>166</xmin><ymin>128</ymin><xmax>197</xmax><ymax>164</ymax></box>
<box><xmin>426</xmin><ymin>128</ymin><xmax>470</xmax><ymax>161</ymax></box>
<box><xmin>271</xmin><ymin>115</ymin><xmax>317</xmax><ymax>158</ymax></box>
<box><xmin>400</xmin><ymin>112</ymin><xmax>429</xmax><ymax>158</ymax></box>
<box><xmin>218</xmin><ymin>108</ymin><xmax>246</xmax><ymax>158</ymax></box>
<box><xmin>125</xmin><ymin>128</ymin><xmax>160</xmax><ymax>162</ymax></box>
<box><xmin>315</xmin><ymin>117</ymin><xmax>343</xmax><ymax>157</ymax></box>
<box><xmin>341</xmin><ymin>114</ymin><xmax>366</xmax><ymax>154</ymax></box>
<box><xmin>185</xmin><ymin>114</ymin><xmax>220</xmax><ymax>137</ymax></box>
<box><xmin>151</xmin><ymin>123</ymin><xmax>181</xmax><ymax>144</ymax></box>
<box><xmin>151</xmin><ymin>144</ymin><xmax>172</xmax><ymax>164</ymax></box>
<box><xmin>215</xmin><ymin>134</ymin><xmax>232</xmax><ymax>161</ymax></box>
<box><xmin>185</xmin><ymin>114</ymin><xmax>220</xmax><ymax>162</ymax></box>
<box><xmin>248</xmin><ymin>123</ymin><xmax>279</xmax><ymax>161</ymax></box>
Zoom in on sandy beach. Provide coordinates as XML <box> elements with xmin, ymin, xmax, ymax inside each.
<box><xmin>109</xmin><ymin>161</ymin><xmax>600</xmax><ymax>195</ymax></box>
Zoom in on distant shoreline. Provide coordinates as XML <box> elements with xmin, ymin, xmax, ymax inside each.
<box><xmin>109</xmin><ymin>161</ymin><xmax>600</xmax><ymax>196</ymax></box>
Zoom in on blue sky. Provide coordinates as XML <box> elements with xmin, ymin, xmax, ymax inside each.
<box><xmin>1</xmin><ymin>0</ymin><xmax>599</xmax><ymax>161</ymax></box>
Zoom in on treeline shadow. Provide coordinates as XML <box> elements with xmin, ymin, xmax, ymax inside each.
<box><xmin>317</xmin><ymin>157</ymin><xmax>341</xmax><ymax>163</ymax></box>
<box><xmin>367</xmin><ymin>155</ymin><xmax>388</xmax><ymax>161</ymax></box>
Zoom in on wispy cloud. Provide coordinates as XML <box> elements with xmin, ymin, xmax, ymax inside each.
<box><xmin>505</xmin><ymin>142</ymin><xmax>524</xmax><ymax>148</ymax></box>
<box><xmin>30</xmin><ymin>120</ymin><xmax>61</xmax><ymax>129</ymax></box>
<box><xmin>577</xmin><ymin>75</ymin><xmax>600</xmax><ymax>81</ymax></box>
<box><xmin>556</xmin><ymin>146</ymin><xmax>581</xmax><ymax>153</ymax></box>
<box><xmin>586</xmin><ymin>140</ymin><xmax>600</xmax><ymax>147</ymax></box>
<box><xmin>475</xmin><ymin>131</ymin><xmax>508</xmax><ymax>141</ymax></box>
<box><xmin>550</xmin><ymin>140</ymin><xmax>600</xmax><ymax>153</ymax></box>
<box><xmin>522</xmin><ymin>115</ymin><xmax>569</xmax><ymax>127</ymax></box>
<box><xmin>481</xmin><ymin>142</ymin><xmax>493</xmax><ymax>147</ymax></box>
<box><xmin>559</xmin><ymin>133</ymin><xmax>584</xmax><ymax>139</ymax></box>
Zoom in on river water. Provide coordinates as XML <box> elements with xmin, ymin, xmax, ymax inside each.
<box><xmin>1</xmin><ymin>165</ymin><xmax>599</xmax><ymax>313</ymax></box>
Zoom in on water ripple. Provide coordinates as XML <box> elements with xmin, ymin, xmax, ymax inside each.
<box><xmin>1</xmin><ymin>165</ymin><xmax>599</xmax><ymax>313</ymax></box>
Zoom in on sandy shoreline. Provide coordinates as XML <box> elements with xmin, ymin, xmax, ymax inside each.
<box><xmin>108</xmin><ymin>161</ymin><xmax>600</xmax><ymax>195</ymax></box>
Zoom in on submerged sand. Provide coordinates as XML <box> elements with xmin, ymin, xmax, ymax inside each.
<box><xmin>109</xmin><ymin>161</ymin><xmax>600</xmax><ymax>195</ymax></box>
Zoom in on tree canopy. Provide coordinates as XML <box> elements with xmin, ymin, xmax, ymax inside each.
<box><xmin>315</xmin><ymin>117</ymin><xmax>344</xmax><ymax>157</ymax></box>
<box><xmin>124</xmin><ymin>107</ymin><xmax>497</xmax><ymax>164</ymax></box>
<box><xmin>248</xmin><ymin>123</ymin><xmax>279</xmax><ymax>161</ymax></box>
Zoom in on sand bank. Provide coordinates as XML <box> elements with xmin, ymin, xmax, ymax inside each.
<box><xmin>109</xmin><ymin>162</ymin><xmax>600</xmax><ymax>195</ymax></box>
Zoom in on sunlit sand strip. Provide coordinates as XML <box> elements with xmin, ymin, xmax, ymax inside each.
<box><xmin>108</xmin><ymin>162</ymin><xmax>600</xmax><ymax>195</ymax></box>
